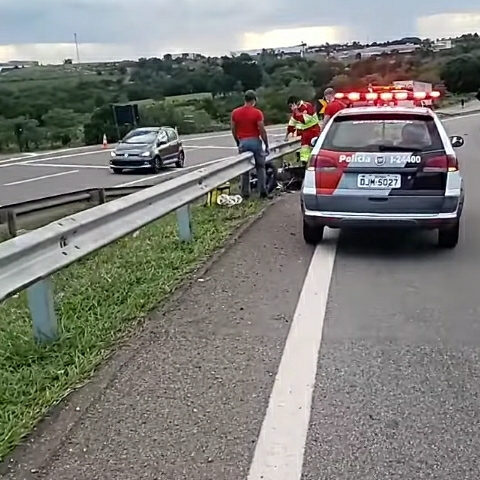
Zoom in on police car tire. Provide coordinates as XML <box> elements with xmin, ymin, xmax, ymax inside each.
<box><xmin>438</xmin><ymin>221</ymin><xmax>459</xmax><ymax>248</ymax></box>
<box><xmin>303</xmin><ymin>221</ymin><xmax>324</xmax><ymax>245</ymax></box>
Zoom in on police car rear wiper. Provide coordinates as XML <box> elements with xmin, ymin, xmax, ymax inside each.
<box><xmin>377</xmin><ymin>145</ymin><xmax>422</xmax><ymax>152</ymax></box>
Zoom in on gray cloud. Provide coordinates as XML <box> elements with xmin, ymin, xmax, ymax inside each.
<box><xmin>0</xmin><ymin>0</ymin><xmax>478</xmax><ymax>61</ymax></box>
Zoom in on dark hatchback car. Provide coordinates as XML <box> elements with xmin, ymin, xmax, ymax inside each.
<box><xmin>110</xmin><ymin>126</ymin><xmax>185</xmax><ymax>173</ymax></box>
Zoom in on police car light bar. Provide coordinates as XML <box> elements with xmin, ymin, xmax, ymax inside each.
<box><xmin>335</xmin><ymin>90</ymin><xmax>440</xmax><ymax>101</ymax></box>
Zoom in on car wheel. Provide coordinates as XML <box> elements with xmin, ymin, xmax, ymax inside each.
<box><xmin>152</xmin><ymin>156</ymin><xmax>162</xmax><ymax>173</ymax></box>
<box><xmin>303</xmin><ymin>220</ymin><xmax>324</xmax><ymax>245</ymax></box>
<box><xmin>111</xmin><ymin>168</ymin><xmax>123</xmax><ymax>174</ymax></box>
<box><xmin>438</xmin><ymin>221</ymin><xmax>459</xmax><ymax>248</ymax></box>
<box><xmin>175</xmin><ymin>150</ymin><xmax>185</xmax><ymax>168</ymax></box>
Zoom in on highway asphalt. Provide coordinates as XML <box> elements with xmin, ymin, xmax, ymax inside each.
<box><xmin>3</xmin><ymin>111</ymin><xmax>480</xmax><ymax>479</ymax></box>
<box><xmin>0</xmin><ymin>126</ymin><xmax>285</xmax><ymax>205</ymax></box>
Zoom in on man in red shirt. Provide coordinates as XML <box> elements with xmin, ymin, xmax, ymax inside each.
<box><xmin>322</xmin><ymin>87</ymin><xmax>347</xmax><ymax>127</ymax></box>
<box><xmin>231</xmin><ymin>90</ymin><xmax>271</xmax><ymax>199</ymax></box>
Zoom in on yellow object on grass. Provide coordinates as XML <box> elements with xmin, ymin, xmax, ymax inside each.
<box><xmin>206</xmin><ymin>182</ymin><xmax>231</xmax><ymax>206</ymax></box>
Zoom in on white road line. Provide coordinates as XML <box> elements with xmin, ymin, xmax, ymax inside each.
<box><xmin>442</xmin><ymin>111</ymin><xmax>480</xmax><ymax>121</ymax></box>
<box><xmin>22</xmin><ymin>163</ymin><xmax>109</xmax><ymax>169</ymax></box>
<box><xmin>0</xmin><ymin>150</ymin><xmax>110</xmax><ymax>167</ymax></box>
<box><xmin>114</xmin><ymin>157</ymin><xmax>232</xmax><ymax>187</ymax></box>
<box><xmin>248</xmin><ymin>232</ymin><xmax>337</xmax><ymax>480</ymax></box>
<box><xmin>3</xmin><ymin>170</ymin><xmax>79</xmax><ymax>186</ymax></box>
<box><xmin>186</xmin><ymin>145</ymin><xmax>237</xmax><ymax>149</ymax></box>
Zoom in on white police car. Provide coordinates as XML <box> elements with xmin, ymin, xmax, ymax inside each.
<box><xmin>301</xmin><ymin>89</ymin><xmax>465</xmax><ymax>248</ymax></box>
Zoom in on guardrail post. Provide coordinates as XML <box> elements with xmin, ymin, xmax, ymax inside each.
<box><xmin>176</xmin><ymin>205</ymin><xmax>192</xmax><ymax>241</ymax></box>
<box><xmin>7</xmin><ymin>210</ymin><xmax>17</xmax><ymax>237</ymax></box>
<box><xmin>26</xmin><ymin>278</ymin><xmax>58</xmax><ymax>343</ymax></box>
<box><xmin>90</xmin><ymin>189</ymin><xmax>106</xmax><ymax>204</ymax></box>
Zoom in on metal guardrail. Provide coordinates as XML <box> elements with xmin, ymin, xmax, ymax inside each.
<box><xmin>0</xmin><ymin>139</ymin><xmax>300</xmax><ymax>342</ymax></box>
<box><xmin>0</xmin><ymin>186</ymin><xmax>144</xmax><ymax>237</ymax></box>
<box><xmin>0</xmin><ymin>140</ymin><xmax>299</xmax><ymax>238</ymax></box>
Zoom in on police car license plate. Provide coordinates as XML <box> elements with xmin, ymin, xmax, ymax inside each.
<box><xmin>357</xmin><ymin>174</ymin><xmax>401</xmax><ymax>188</ymax></box>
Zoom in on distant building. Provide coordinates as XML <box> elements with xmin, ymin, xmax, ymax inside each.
<box><xmin>0</xmin><ymin>60</ymin><xmax>38</xmax><ymax>73</ymax></box>
<box><xmin>232</xmin><ymin>36</ymin><xmax>454</xmax><ymax>62</ymax></box>
<box><xmin>231</xmin><ymin>45</ymin><xmax>304</xmax><ymax>57</ymax></box>
<box><xmin>7</xmin><ymin>60</ymin><xmax>39</xmax><ymax>66</ymax></box>
<box><xmin>333</xmin><ymin>43</ymin><xmax>421</xmax><ymax>62</ymax></box>
<box><xmin>432</xmin><ymin>39</ymin><xmax>452</xmax><ymax>51</ymax></box>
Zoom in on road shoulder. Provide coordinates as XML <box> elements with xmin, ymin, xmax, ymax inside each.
<box><xmin>1</xmin><ymin>193</ymin><xmax>313</xmax><ymax>480</ymax></box>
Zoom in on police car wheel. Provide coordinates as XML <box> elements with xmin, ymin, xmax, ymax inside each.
<box><xmin>438</xmin><ymin>221</ymin><xmax>459</xmax><ymax>248</ymax></box>
<box><xmin>303</xmin><ymin>221</ymin><xmax>324</xmax><ymax>245</ymax></box>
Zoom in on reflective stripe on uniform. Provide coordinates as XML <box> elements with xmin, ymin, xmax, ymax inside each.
<box><xmin>288</xmin><ymin>116</ymin><xmax>298</xmax><ymax>127</ymax></box>
<box><xmin>299</xmin><ymin>145</ymin><xmax>312</xmax><ymax>163</ymax></box>
<box><xmin>296</xmin><ymin>112</ymin><xmax>320</xmax><ymax>130</ymax></box>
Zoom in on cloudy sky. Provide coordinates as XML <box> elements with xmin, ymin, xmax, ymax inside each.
<box><xmin>0</xmin><ymin>0</ymin><xmax>479</xmax><ymax>63</ymax></box>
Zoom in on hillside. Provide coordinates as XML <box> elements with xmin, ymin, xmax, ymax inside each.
<box><xmin>0</xmin><ymin>33</ymin><xmax>479</xmax><ymax>153</ymax></box>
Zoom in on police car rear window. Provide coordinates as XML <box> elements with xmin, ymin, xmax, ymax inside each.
<box><xmin>322</xmin><ymin>113</ymin><xmax>444</xmax><ymax>153</ymax></box>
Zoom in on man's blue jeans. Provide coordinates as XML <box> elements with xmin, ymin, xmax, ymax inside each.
<box><xmin>238</xmin><ymin>137</ymin><xmax>266</xmax><ymax>196</ymax></box>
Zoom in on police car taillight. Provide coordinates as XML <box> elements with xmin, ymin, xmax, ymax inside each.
<box><xmin>308</xmin><ymin>152</ymin><xmax>337</xmax><ymax>169</ymax></box>
<box><xmin>424</xmin><ymin>154</ymin><xmax>458</xmax><ymax>172</ymax></box>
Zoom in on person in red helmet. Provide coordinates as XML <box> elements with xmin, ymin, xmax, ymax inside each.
<box><xmin>284</xmin><ymin>95</ymin><xmax>321</xmax><ymax>166</ymax></box>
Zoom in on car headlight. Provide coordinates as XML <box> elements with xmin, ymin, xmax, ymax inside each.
<box><xmin>140</xmin><ymin>151</ymin><xmax>152</xmax><ymax>157</ymax></box>
<box><xmin>110</xmin><ymin>151</ymin><xmax>116</xmax><ymax>157</ymax></box>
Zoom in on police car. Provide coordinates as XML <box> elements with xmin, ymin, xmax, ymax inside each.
<box><xmin>301</xmin><ymin>88</ymin><xmax>465</xmax><ymax>248</ymax></box>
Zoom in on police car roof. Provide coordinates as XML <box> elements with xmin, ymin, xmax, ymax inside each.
<box><xmin>336</xmin><ymin>106</ymin><xmax>435</xmax><ymax>117</ymax></box>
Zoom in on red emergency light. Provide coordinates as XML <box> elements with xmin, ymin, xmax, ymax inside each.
<box><xmin>334</xmin><ymin>90</ymin><xmax>441</xmax><ymax>102</ymax></box>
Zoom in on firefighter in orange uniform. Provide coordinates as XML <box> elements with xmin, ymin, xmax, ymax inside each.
<box><xmin>284</xmin><ymin>95</ymin><xmax>321</xmax><ymax>166</ymax></box>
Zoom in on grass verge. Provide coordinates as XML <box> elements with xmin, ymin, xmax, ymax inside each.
<box><xmin>0</xmin><ymin>199</ymin><xmax>262</xmax><ymax>461</ymax></box>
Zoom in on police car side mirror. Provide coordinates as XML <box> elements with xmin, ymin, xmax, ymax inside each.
<box><xmin>450</xmin><ymin>135</ymin><xmax>464</xmax><ymax>148</ymax></box>
<box><xmin>310</xmin><ymin>137</ymin><xmax>318</xmax><ymax>147</ymax></box>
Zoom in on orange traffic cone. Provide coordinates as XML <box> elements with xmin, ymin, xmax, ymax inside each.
<box><xmin>102</xmin><ymin>134</ymin><xmax>108</xmax><ymax>149</ymax></box>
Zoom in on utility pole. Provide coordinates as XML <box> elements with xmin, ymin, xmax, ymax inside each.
<box><xmin>74</xmin><ymin>33</ymin><xmax>80</xmax><ymax>64</ymax></box>
<box><xmin>300</xmin><ymin>41</ymin><xmax>306</xmax><ymax>58</ymax></box>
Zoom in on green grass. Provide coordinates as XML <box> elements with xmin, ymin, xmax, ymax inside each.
<box><xmin>0</xmin><ymin>65</ymin><xmax>122</xmax><ymax>86</ymax></box>
<box><xmin>0</xmin><ymin>200</ymin><xmax>262</xmax><ymax>460</ymax></box>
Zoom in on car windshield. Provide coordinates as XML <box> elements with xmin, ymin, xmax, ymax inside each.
<box><xmin>121</xmin><ymin>130</ymin><xmax>158</xmax><ymax>144</ymax></box>
<box><xmin>322</xmin><ymin>113</ymin><xmax>443</xmax><ymax>152</ymax></box>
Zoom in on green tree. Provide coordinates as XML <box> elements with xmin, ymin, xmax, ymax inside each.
<box><xmin>0</xmin><ymin>117</ymin><xmax>15</xmax><ymax>151</ymax></box>
<box><xmin>285</xmin><ymin>80</ymin><xmax>316</xmax><ymax>103</ymax></box>
<box><xmin>22</xmin><ymin>119</ymin><xmax>43</xmax><ymax>150</ymax></box>
<box><xmin>221</xmin><ymin>54</ymin><xmax>263</xmax><ymax>91</ymax></box>
<box><xmin>84</xmin><ymin>105</ymin><xmax>118</xmax><ymax>145</ymax></box>
<box><xmin>440</xmin><ymin>55</ymin><xmax>480</xmax><ymax>93</ymax></box>
<box><xmin>42</xmin><ymin>108</ymin><xmax>86</xmax><ymax>146</ymax></box>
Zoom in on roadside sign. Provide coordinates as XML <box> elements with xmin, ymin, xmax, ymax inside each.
<box><xmin>318</xmin><ymin>99</ymin><xmax>327</xmax><ymax>114</ymax></box>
